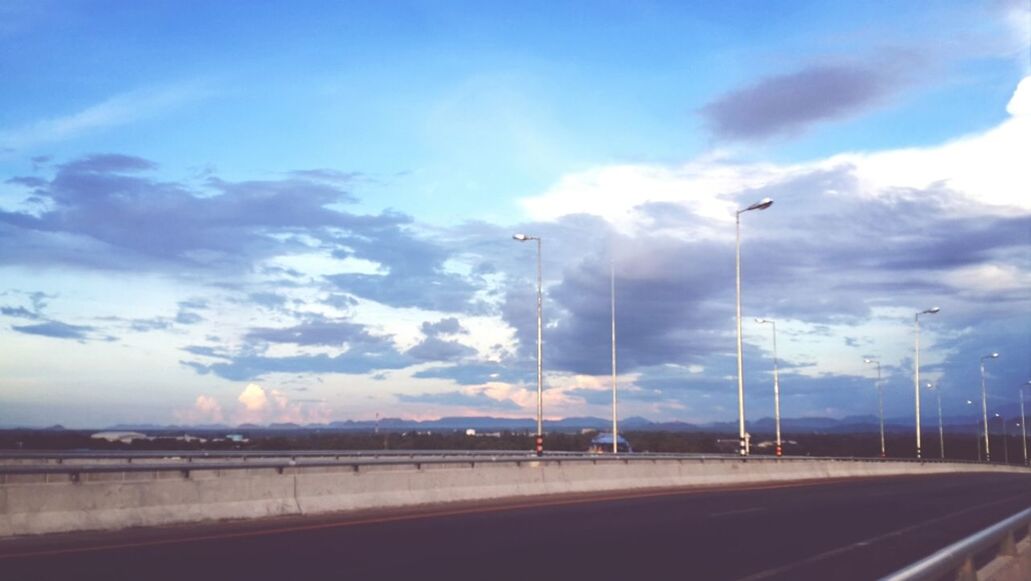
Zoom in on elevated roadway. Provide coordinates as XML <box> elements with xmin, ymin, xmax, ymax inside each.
<box><xmin>2</xmin><ymin>473</ymin><xmax>1030</xmax><ymax>580</ymax></box>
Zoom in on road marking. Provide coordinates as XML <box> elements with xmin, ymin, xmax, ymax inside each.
<box><xmin>709</xmin><ymin>507</ymin><xmax>766</xmax><ymax>518</ymax></box>
<box><xmin>0</xmin><ymin>477</ymin><xmax>865</xmax><ymax>560</ymax></box>
<box><xmin>734</xmin><ymin>489</ymin><xmax>1031</xmax><ymax>581</ymax></box>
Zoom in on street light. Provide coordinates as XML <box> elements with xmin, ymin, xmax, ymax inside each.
<box><xmin>512</xmin><ymin>233</ymin><xmax>544</xmax><ymax>456</ymax></box>
<box><xmin>913</xmin><ymin>306</ymin><xmax>940</xmax><ymax>459</ymax></box>
<box><xmin>755</xmin><ymin>318</ymin><xmax>782</xmax><ymax>456</ymax></box>
<box><xmin>610</xmin><ymin>249</ymin><xmax>618</xmax><ymax>454</ymax></box>
<box><xmin>1019</xmin><ymin>380</ymin><xmax>1031</xmax><ymax>466</ymax></box>
<box><xmin>966</xmin><ymin>400</ymin><xmax>981</xmax><ymax>462</ymax></box>
<box><xmin>865</xmin><ymin>358</ymin><xmax>886</xmax><ymax>458</ymax></box>
<box><xmin>979</xmin><ymin>352</ymin><xmax>999</xmax><ymax>461</ymax></box>
<box><xmin>926</xmin><ymin>382</ymin><xmax>944</xmax><ymax>459</ymax></box>
<box><xmin>735</xmin><ymin>197</ymin><xmax>773</xmax><ymax>456</ymax></box>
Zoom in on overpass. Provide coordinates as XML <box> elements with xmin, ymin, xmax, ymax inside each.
<box><xmin>2</xmin><ymin>451</ymin><xmax>1028</xmax><ymax>537</ymax></box>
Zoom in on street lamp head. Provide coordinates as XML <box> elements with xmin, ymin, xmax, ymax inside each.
<box><xmin>755</xmin><ymin>317</ymin><xmax>769</xmax><ymax>324</ymax></box>
<box><xmin>864</xmin><ymin>358</ymin><xmax>875</xmax><ymax>364</ymax></box>
<box><xmin>994</xmin><ymin>412</ymin><xmax>1001</xmax><ymax>418</ymax></box>
<box><xmin>512</xmin><ymin>234</ymin><xmax>530</xmax><ymax>242</ymax></box>
<box><xmin>920</xmin><ymin>307</ymin><xmax>941</xmax><ymax>315</ymax></box>
<box><xmin>966</xmin><ymin>400</ymin><xmax>974</xmax><ymax>405</ymax></box>
<box><xmin>990</xmin><ymin>352</ymin><xmax>999</xmax><ymax>358</ymax></box>
<box><xmin>742</xmin><ymin>197</ymin><xmax>774</xmax><ymax>213</ymax></box>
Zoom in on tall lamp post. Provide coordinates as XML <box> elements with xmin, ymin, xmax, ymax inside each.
<box><xmin>513</xmin><ymin>233</ymin><xmax>544</xmax><ymax>456</ymax></box>
<box><xmin>1020</xmin><ymin>380</ymin><xmax>1031</xmax><ymax>466</ymax></box>
<box><xmin>865</xmin><ymin>358</ymin><xmax>886</xmax><ymax>458</ymax></box>
<box><xmin>926</xmin><ymin>382</ymin><xmax>944</xmax><ymax>459</ymax></box>
<box><xmin>979</xmin><ymin>352</ymin><xmax>999</xmax><ymax>461</ymax></box>
<box><xmin>913</xmin><ymin>307</ymin><xmax>940</xmax><ymax>459</ymax></box>
<box><xmin>735</xmin><ymin>197</ymin><xmax>773</xmax><ymax>456</ymax></box>
<box><xmin>755</xmin><ymin>318</ymin><xmax>782</xmax><ymax>456</ymax></box>
<box><xmin>610</xmin><ymin>250</ymin><xmax>618</xmax><ymax>454</ymax></box>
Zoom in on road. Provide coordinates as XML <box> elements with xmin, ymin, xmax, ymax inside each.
<box><xmin>2</xmin><ymin>473</ymin><xmax>1029</xmax><ymax>580</ymax></box>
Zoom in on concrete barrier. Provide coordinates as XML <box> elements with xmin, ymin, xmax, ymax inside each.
<box><xmin>1</xmin><ymin>457</ymin><xmax>1028</xmax><ymax>537</ymax></box>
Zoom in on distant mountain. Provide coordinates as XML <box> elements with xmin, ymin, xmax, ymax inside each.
<box><xmin>37</xmin><ymin>406</ymin><xmax>1021</xmax><ymax>434</ymax></box>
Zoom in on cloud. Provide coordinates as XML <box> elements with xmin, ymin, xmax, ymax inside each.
<box><xmin>700</xmin><ymin>62</ymin><xmax>907</xmax><ymax>140</ymax></box>
<box><xmin>421</xmin><ymin>317</ymin><xmax>468</xmax><ymax>336</ymax></box>
<box><xmin>174</xmin><ymin>394</ymin><xmax>225</xmax><ymax>424</ymax></box>
<box><xmin>1</xmin><ymin>154</ymin><xmax>489</xmax><ymax>315</ymax></box>
<box><xmin>238</xmin><ymin>383</ymin><xmax>268</xmax><ymax>412</ymax></box>
<box><xmin>184</xmin><ymin>349</ymin><xmax>412</xmax><ymax>382</ymax></box>
<box><xmin>0</xmin><ymin>84</ymin><xmax>208</xmax><ymax>151</ymax></box>
<box><xmin>396</xmin><ymin>389</ymin><xmax>522</xmax><ymax>412</ymax></box>
<box><xmin>1</xmin><ymin>305</ymin><xmax>41</xmax><ymax>320</ymax></box>
<box><xmin>405</xmin><ymin>317</ymin><xmax>476</xmax><ymax>362</ymax></box>
<box><xmin>231</xmin><ymin>383</ymin><xmax>330</xmax><ymax>425</ymax></box>
<box><xmin>12</xmin><ymin>320</ymin><xmax>102</xmax><ymax>341</ymax></box>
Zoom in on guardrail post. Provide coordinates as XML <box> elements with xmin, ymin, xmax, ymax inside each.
<box><xmin>999</xmin><ymin>531</ymin><xmax>1016</xmax><ymax>556</ymax></box>
<box><xmin>954</xmin><ymin>556</ymin><xmax>976</xmax><ymax>581</ymax></box>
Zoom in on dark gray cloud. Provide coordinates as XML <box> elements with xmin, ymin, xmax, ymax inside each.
<box><xmin>413</xmin><ymin>362</ymin><xmax>531</xmax><ymax>386</ymax></box>
<box><xmin>12</xmin><ymin>320</ymin><xmax>100</xmax><ymax>341</ymax></box>
<box><xmin>185</xmin><ymin>351</ymin><xmax>412</xmax><ymax>381</ymax></box>
<box><xmin>701</xmin><ymin>63</ymin><xmax>901</xmax><ymax>140</ymax></box>
<box><xmin>485</xmin><ymin>166</ymin><xmax>1028</xmax><ymax>424</ymax></box>
<box><xmin>182</xmin><ymin>315</ymin><xmax>413</xmax><ymax>380</ymax></box>
<box><xmin>1</xmin><ymin>153</ymin><xmax>489</xmax><ymax>317</ymax></box>
<box><xmin>396</xmin><ymin>390</ymin><xmax>521</xmax><ymax>411</ymax></box>
<box><xmin>406</xmin><ymin>336</ymin><xmax>477</xmax><ymax>362</ymax></box>
<box><xmin>0</xmin><ymin>154</ymin><xmax>400</xmax><ymax>273</ymax></box>
<box><xmin>244</xmin><ymin>318</ymin><xmax>393</xmax><ymax>350</ymax></box>
<box><xmin>0</xmin><ymin>305</ymin><xmax>41</xmax><ymax>319</ymax></box>
<box><xmin>421</xmin><ymin>317</ymin><xmax>467</xmax><ymax>336</ymax></box>
<box><xmin>405</xmin><ymin>317</ymin><xmax>475</xmax><ymax>362</ymax></box>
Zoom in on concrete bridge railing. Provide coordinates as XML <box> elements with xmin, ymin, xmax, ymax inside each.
<box><xmin>1</xmin><ymin>454</ymin><xmax>1028</xmax><ymax>538</ymax></box>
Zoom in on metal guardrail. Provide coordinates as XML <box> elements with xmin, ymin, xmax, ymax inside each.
<box><xmin>0</xmin><ymin>449</ymin><xmax>579</xmax><ymax>462</ymax></box>
<box><xmin>880</xmin><ymin>507</ymin><xmax>1031</xmax><ymax>581</ymax></box>
<box><xmin>0</xmin><ymin>452</ymin><xmax>1023</xmax><ymax>478</ymax></box>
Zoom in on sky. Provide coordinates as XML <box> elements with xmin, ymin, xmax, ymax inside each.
<box><xmin>1</xmin><ymin>0</ymin><xmax>1029</xmax><ymax>429</ymax></box>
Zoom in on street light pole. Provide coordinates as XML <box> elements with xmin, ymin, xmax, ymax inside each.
<box><xmin>865</xmin><ymin>358</ymin><xmax>885</xmax><ymax>458</ymax></box>
<box><xmin>735</xmin><ymin>197</ymin><xmax>773</xmax><ymax>457</ymax></box>
<box><xmin>927</xmin><ymin>383</ymin><xmax>944</xmax><ymax>459</ymax></box>
<box><xmin>513</xmin><ymin>233</ymin><xmax>544</xmax><ymax>456</ymax></box>
<box><xmin>914</xmin><ymin>307</ymin><xmax>940</xmax><ymax>459</ymax></box>
<box><xmin>610</xmin><ymin>251</ymin><xmax>618</xmax><ymax>454</ymax></box>
<box><xmin>756</xmin><ymin>318</ymin><xmax>781</xmax><ymax>456</ymax></box>
<box><xmin>1020</xmin><ymin>381</ymin><xmax>1030</xmax><ymax>466</ymax></box>
<box><xmin>979</xmin><ymin>352</ymin><xmax>999</xmax><ymax>462</ymax></box>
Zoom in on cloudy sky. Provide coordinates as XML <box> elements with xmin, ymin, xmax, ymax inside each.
<box><xmin>1</xmin><ymin>1</ymin><xmax>1028</xmax><ymax>428</ymax></box>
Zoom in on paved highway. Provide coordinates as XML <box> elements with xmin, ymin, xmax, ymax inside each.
<box><xmin>2</xmin><ymin>473</ymin><xmax>1029</xmax><ymax>580</ymax></box>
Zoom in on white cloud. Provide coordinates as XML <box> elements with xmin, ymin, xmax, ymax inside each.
<box><xmin>237</xmin><ymin>383</ymin><xmax>268</xmax><ymax>412</ymax></box>
<box><xmin>521</xmin><ymin>76</ymin><xmax>1031</xmax><ymax>226</ymax></box>
<box><xmin>0</xmin><ymin>83</ymin><xmax>208</xmax><ymax>151</ymax></box>
<box><xmin>174</xmin><ymin>394</ymin><xmax>225</xmax><ymax>424</ymax></box>
<box><xmin>233</xmin><ymin>382</ymin><xmax>329</xmax><ymax>425</ymax></box>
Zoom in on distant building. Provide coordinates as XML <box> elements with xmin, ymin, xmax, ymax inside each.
<box><xmin>90</xmin><ymin>431</ymin><xmax>149</xmax><ymax>444</ymax></box>
<box><xmin>588</xmin><ymin>433</ymin><xmax>632</xmax><ymax>453</ymax></box>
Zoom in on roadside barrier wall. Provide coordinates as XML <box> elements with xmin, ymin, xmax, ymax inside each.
<box><xmin>1</xmin><ymin>457</ymin><xmax>1028</xmax><ymax>537</ymax></box>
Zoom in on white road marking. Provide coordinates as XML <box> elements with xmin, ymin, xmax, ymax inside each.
<box><xmin>735</xmin><ymin>490</ymin><xmax>1031</xmax><ymax>581</ymax></box>
<box><xmin>709</xmin><ymin>507</ymin><xmax>766</xmax><ymax>518</ymax></box>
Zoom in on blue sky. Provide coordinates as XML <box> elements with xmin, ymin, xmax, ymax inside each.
<box><xmin>0</xmin><ymin>0</ymin><xmax>1028</xmax><ymax>428</ymax></box>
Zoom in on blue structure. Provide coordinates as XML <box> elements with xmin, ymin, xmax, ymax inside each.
<box><xmin>588</xmin><ymin>433</ymin><xmax>632</xmax><ymax>454</ymax></box>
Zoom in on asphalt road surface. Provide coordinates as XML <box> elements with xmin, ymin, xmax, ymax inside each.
<box><xmin>2</xmin><ymin>473</ymin><xmax>1030</xmax><ymax>580</ymax></box>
